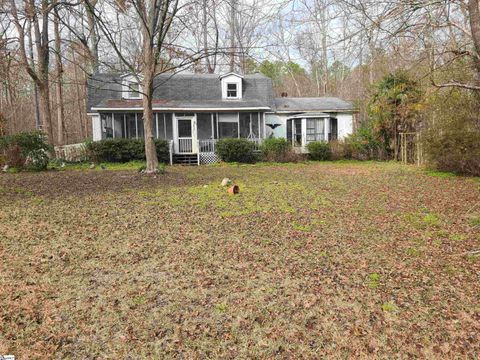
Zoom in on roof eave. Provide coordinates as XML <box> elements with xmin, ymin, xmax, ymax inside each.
<box><xmin>91</xmin><ymin>106</ymin><xmax>271</xmax><ymax>111</ymax></box>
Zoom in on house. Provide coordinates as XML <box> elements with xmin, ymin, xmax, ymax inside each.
<box><xmin>87</xmin><ymin>72</ymin><xmax>356</xmax><ymax>164</ymax></box>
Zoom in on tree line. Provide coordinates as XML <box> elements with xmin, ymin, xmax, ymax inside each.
<box><xmin>1</xmin><ymin>0</ymin><xmax>479</xmax><ymax>173</ymax></box>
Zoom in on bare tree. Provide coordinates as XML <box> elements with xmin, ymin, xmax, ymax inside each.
<box><xmin>9</xmin><ymin>0</ymin><xmax>55</xmax><ymax>144</ymax></box>
<box><xmin>53</xmin><ymin>6</ymin><xmax>66</xmax><ymax>145</ymax></box>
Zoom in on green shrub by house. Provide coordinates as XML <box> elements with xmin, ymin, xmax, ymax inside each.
<box><xmin>306</xmin><ymin>141</ymin><xmax>331</xmax><ymax>161</ymax></box>
<box><xmin>216</xmin><ymin>138</ymin><xmax>256</xmax><ymax>163</ymax></box>
<box><xmin>261</xmin><ymin>138</ymin><xmax>293</xmax><ymax>162</ymax></box>
<box><xmin>0</xmin><ymin>131</ymin><xmax>52</xmax><ymax>170</ymax></box>
<box><xmin>86</xmin><ymin>138</ymin><xmax>169</xmax><ymax>163</ymax></box>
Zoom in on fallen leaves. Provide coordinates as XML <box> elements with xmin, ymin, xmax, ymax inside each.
<box><xmin>0</xmin><ymin>162</ymin><xmax>479</xmax><ymax>358</ymax></box>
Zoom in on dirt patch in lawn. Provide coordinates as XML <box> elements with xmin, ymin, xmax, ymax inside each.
<box><xmin>0</xmin><ymin>162</ymin><xmax>479</xmax><ymax>358</ymax></box>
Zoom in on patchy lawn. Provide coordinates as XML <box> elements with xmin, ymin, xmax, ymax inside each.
<box><xmin>0</xmin><ymin>162</ymin><xmax>479</xmax><ymax>358</ymax></box>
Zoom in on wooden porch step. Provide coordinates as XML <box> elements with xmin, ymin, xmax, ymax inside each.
<box><xmin>173</xmin><ymin>154</ymin><xmax>198</xmax><ymax>165</ymax></box>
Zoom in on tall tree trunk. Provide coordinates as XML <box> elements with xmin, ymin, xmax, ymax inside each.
<box><xmin>229</xmin><ymin>0</ymin><xmax>236</xmax><ymax>72</ymax></box>
<box><xmin>72</xmin><ymin>46</ymin><xmax>85</xmax><ymax>140</ymax></box>
<box><xmin>85</xmin><ymin>0</ymin><xmax>99</xmax><ymax>72</ymax></box>
<box><xmin>27</xmin><ymin>21</ymin><xmax>41</xmax><ymax>130</ymax></box>
<box><xmin>141</xmin><ymin>9</ymin><xmax>159</xmax><ymax>174</ymax></box>
<box><xmin>202</xmin><ymin>0</ymin><xmax>213</xmax><ymax>73</ymax></box>
<box><xmin>54</xmin><ymin>9</ymin><xmax>66</xmax><ymax>145</ymax></box>
<box><xmin>34</xmin><ymin>0</ymin><xmax>54</xmax><ymax>144</ymax></box>
<box><xmin>141</xmin><ymin>72</ymin><xmax>159</xmax><ymax>173</ymax></box>
<box><xmin>468</xmin><ymin>0</ymin><xmax>480</xmax><ymax>82</ymax></box>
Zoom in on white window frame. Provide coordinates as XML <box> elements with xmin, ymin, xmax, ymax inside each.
<box><xmin>226</xmin><ymin>83</ymin><xmax>238</xmax><ymax>99</ymax></box>
<box><xmin>122</xmin><ymin>75</ymin><xmax>143</xmax><ymax>99</ymax></box>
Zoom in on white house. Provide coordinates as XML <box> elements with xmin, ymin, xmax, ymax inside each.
<box><xmin>87</xmin><ymin>72</ymin><xmax>356</xmax><ymax>163</ymax></box>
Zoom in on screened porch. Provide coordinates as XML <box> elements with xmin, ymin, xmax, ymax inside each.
<box><xmin>99</xmin><ymin>111</ymin><xmax>266</xmax><ymax>157</ymax></box>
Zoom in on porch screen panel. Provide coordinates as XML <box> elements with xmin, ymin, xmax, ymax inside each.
<box><xmin>165</xmin><ymin>113</ymin><xmax>173</xmax><ymax>140</ymax></box>
<box><xmin>213</xmin><ymin>114</ymin><xmax>218</xmax><ymax>139</ymax></box>
<box><xmin>252</xmin><ymin>113</ymin><xmax>259</xmax><ymax>138</ymax></box>
<box><xmin>239</xmin><ymin>113</ymin><xmax>250</xmax><ymax>138</ymax></box>
<box><xmin>218</xmin><ymin>113</ymin><xmax>238</xmax><ymax>138</ymax></box>
<box><xmin>137</xmin><ymin>113</ymin><xmax>144</xmax><ymax>138</ymax></box>
<box><xmin>101</xmin><ymin>113</ymin><xmax>113</xmax><ymax>139</ymax></box>
<box><xmin>197</xmin><ymin>113</ymin><xmax>213</xmax><ymax>140</ymax></box>
<box><xmin>125</xmin><ymin>113</ymin><xmax>136</xmax><ymax>138</ymax></box>
<box><xmin>113</xmin><ymin>114</ymin><xmax>125</xmax><ymax>138</ymax></box>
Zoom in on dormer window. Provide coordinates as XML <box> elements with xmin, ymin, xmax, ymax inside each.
<box><xmin>122</xmin><ymin>74</ymin><xmax>142</xmax><ymax>99</ymax></box>
<box><xmin>220</xmin><ymin>72</ymin><xmax>243</xmax><ymax>100</ymax></box>
<box><xmin>128</xmin><ymin>82</ymin><xmax>140</xmax><ymax>99</ymax></box>
<box><xmin>227</xmin><ymin>83</ymin><xmax>238</xmax><ymax>98</ymax></box>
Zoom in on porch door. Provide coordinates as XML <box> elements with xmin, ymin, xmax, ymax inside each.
<box><xmin>177</xmin><ymin>116</ymin><xmax>198</xmax><ymax>153</ymax></box>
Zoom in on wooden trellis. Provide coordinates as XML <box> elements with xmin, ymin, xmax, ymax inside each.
<box><xmin>400</xmin><ymin>132</ymin><xmax>424</xmax><ymax>166</ymax></box>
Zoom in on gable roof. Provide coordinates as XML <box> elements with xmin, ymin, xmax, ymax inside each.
<box><xmin>87</xmin><ymin>72</ymin><xmax>275</xmax><ymax>112</ymax></box>
<box><xmin>274</xmin><ymin>97</ymin><xmax>355</xmax><ymax>113</ymax></box>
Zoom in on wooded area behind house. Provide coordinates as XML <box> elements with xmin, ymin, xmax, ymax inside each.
<box><xmin>1</xmin><ymin>0</ymin><xmax>480</xmax><ymax>173</ymax></box>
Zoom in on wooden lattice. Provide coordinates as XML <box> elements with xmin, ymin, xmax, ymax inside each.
<box><xmin>200</xmin><ymin>152</ymin><xmax>219</xmax><ymax>164</ymax></box>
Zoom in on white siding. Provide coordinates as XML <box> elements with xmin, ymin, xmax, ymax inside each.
<box><xmin>91</xmin><ymin>114</ymin><xmax>102</xmax><ymax>141</ymax></box>
<box><xmin>265</xmin><ymin>113</ymin><xmax>288</xmax><ymax>138</ymax></box>
<box><xmin>337</xmin><ymin>113</ymin><xmax>353</xmax><ymax>140</ymax></box>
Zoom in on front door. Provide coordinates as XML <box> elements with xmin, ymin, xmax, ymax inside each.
<box><xmin>177</xmin><ymin>116</ymin><xmax>197</xmax><ymax>153</ymax></box>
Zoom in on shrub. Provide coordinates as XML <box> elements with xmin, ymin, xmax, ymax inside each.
<box><xmin>261</xmin><ymin>138</ymin><xmax>294</xmax><ymax>162</ymax></box>
<box><xmin>86</xmin><ymin>138</ymin><xmax>169</xmax><ymax>163</ymax></box>
<box><xmin>0</xmin><ymin>131</ymin><xmax>52</xmax><ymax>170</ymax></box>
<box><xmin>306</xmin><ymin>141</ymin><xmax>331</xmax><ymax>161</ymax></box>
<box><xmin>422</xmin><ymin>89</ymin><xmax>480</xmax><ymax>176</ymax></box>
<box><xmin>344</xmin><ymin>123</ymin><xmax>384</xmax><ymax>160</ymax></box>
<box><xmin>216</xmin><ymin>138</ymin><xmax>256</xmax><ymax>163</ymax></box>
<box><xmin>329</xmin><ymin>140</ymin><xmax>347</xmax><ymax>160</ymax></box>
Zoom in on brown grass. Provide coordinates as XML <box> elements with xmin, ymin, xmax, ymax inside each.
<box><xmin>0</xmin><ymin>162</ymin><xmax>479</xmax><ymax>358</ymax></box>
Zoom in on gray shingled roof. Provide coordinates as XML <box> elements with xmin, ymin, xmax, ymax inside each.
<box><xmin>274</xmin><ymin>97</ymin><xmax>355</xmax><ymax>112</ymax></box>
<box><xmin>87</xmin><ymin>72</ymin><xmax>275</xmax><ymax>112</ymax></box>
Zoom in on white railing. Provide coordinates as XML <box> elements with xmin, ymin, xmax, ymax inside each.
<box><xmin>178</xmin><ymin>138</ymin><xmax>193</xmax><ymax>153</ymax></box>
<box><xmin>199</xmin><ymin>139</ymin><xmax>217</xmax><ymax>153</ymax></box>
<box><xmin>196</xmin><ymin>138</ymin><xmax>262</xmax><ymax>154</ymax></box>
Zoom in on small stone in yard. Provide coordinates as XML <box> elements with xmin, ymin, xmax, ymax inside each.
<box><xmin>203</xmin><ymin>185</ymin><xmax>208</xmax><ymax>188</ymax></box>
<box><xmin>89</xmin><ymin>163</ymin><xmax>95</xmax><ymax>169</ymax></box>
<box><xmin>221</xmin><ymin>178</ymin><xmax>232</xmax><ymax>187</ymax></box>
<box><xmin>101</xmin><ymin>165</ymin><xmax>107</xmax><ymax>170</ymax></box>
<box><xmin>2</xmin><ymin>164</ymin><xmax>9</xmax><ymax>172</ymax></box>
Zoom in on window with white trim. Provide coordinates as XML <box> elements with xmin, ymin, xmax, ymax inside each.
<box><xmin>226</xmin><ymin>83</ymin><xmax>238</xmax><ymax>98</ymax></box>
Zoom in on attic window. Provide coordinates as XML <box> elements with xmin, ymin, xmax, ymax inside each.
<box><xmin>226</xmin><ymin>83</ymin><xmax>238</xmax><ymax>98</ymax></box>
<box><xmin>128</xmin><ymin>82</ymin><xmax>140</xmax><ymax>99</ymax></box>
<box><xmin>124</xmin><ymin>79</ymin><xmax>141</xmax><ymax>99</ymax></box>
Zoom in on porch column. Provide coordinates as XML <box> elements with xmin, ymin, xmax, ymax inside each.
<box><xmin>301</xmin><ymin>118</ymin><xmax>307</xmax><ymax>148</ymax></box>
<box><xmin>324</xmin><ymin>117</ymin><xmax>330</xmax><ymax>141</ymax></box>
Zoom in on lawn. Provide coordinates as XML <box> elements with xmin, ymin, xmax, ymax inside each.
<box><xmin>0</xmin><ymin>162</ymin><xmax>479</xmax><ymax>358</ymax></box>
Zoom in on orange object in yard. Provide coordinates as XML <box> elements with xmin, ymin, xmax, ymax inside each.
<box><xmin>228</xmin><ymin>185</ymin><xmax>239</xmax><ymax>195</ymax></box>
